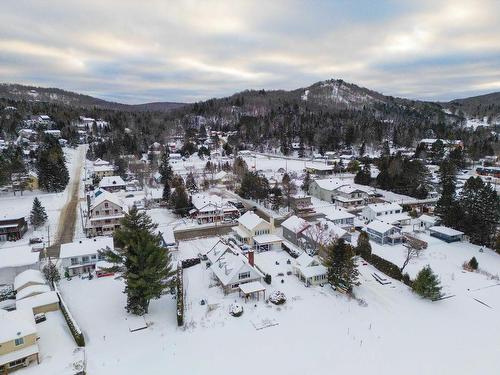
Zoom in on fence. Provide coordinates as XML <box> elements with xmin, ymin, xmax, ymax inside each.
<box><xmin>54</xmin><ymin>283</ymin><xmax>86</xmax><ymax>347</ymax></box>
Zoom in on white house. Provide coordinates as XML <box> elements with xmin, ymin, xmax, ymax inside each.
<box><xmin>85</xmin><ymin>191</ymin><xmax>128</xmax><ymax>237</ymax></box>
<box><xmin>365</xmin><ymin>221</ymin><xmax>402</xmax><ymax>245</ymax></box>
<box><xmin>99</xmin><ymin>176</ymin><xmax>126</xmax><ymax>193</ymax></box>
<box><xmin>189</xmin><ymin>193</ymin><xmax>239</xmax><ymax>224</ymax></box>
<box><xmin>232</xmin><ymin>211</ymin><xmax>281</xmax><ymax>252</ymax></box>
<box><xmin>209</xmin><ymin>248</ymin><xmax>263</xmax><ymax>294</ymax></box>
<box><xmin>93</xmin><ymin>158</ymin><xmax>110</xmax><ymax>167</ymax></box>
<box><xmin>281</xmin><ymin>215</ymin><xmax>310</xmax><ymax>247</ymax></box>
<box><xmin>59</xmin><ymin>237</ymin><xmax>114</xmax><ymax>276</ymax></box>
<box><xmin>362</xmin><ymin>202</ymin><xmax>403</xmax><ymax>222</ymax></box>
<box><xmin>292</xmin><ymin>252</ymin><xmax>328</xmax><ymax>286</ymax></box>
<box><xmin>417</xmin><ymin>214</ymin><xmax>438</xmax><ymax>230</ymax></box>
<box><xmin>325</xmin><ymin>209</ymin><xmax>355</xmax><ymax>229</ymax></box>
<box><xmin>93</xmin><ymin>165</ymin><xmax>115</xmax><ymax>179</ymax></box>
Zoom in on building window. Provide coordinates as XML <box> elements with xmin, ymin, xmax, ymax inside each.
<box><xmin>14</xmin><ymin>337</ymin><xmax>24</xmax><ymax>346</ymax></box>
<box><xmin>104</xmin><ymin>203</ymin><xmax>109</xmax><ymax>208</ymax></box>
<box><xmin>238</xmin><ymin>271</ymin><xmax>250</xmax><ymax>280</ymax></box>
<box><xmin>71</xmin><ymin>258</ymin><xmax>79</xmax><ymax>265</ymax></box>
<box><xmin>82</xmin><ymin>256</ymin><xmax>90</xmax><ymax>263</ymax></box>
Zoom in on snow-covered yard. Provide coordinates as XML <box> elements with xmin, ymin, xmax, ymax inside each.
<box><xmin>49</xmin><ymin>236</ymin><xmax>500</xmax><ymax>375</ymax></box>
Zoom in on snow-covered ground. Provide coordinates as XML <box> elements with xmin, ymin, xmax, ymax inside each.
<box><xmin>0</xmin><ymin>146</ymin><xmax>84</xmax><ymax>250</ymax></box>
<box><xmin>49</xmin><ymin>236</ymin><xmax>500</xmax><ymax>375</ymax></box>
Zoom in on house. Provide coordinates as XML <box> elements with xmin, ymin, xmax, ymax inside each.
<box><xmin>0</xmin><ymin>247</ymin><xmax>39</xmax><ymax>285</ymax></box>
<box><xmin>212</xmin><ymin>170</ymin><xmax>228</xmax><ymax>184</ymax></box>
<box><xmin>232</xmin><ymin>212</ymin><xmax>281</xmax><ymax>252</ymax></box>
<box><xmin>304</xmin><ymin>164</ymin><xmax>335</xmax><ymax>176</ymax></box>
<box><xmin>419</xmin><ymin>138</ymin><xmax>463</xmax><ymax>150</ymax></box>
<box><xmin>333</xmin><ymin>185</ymin><xmax>372</xmax><ymax>208</ymax></box>
<box><xmin>209</xmin><ymin>248</ymin><xmax>263</xmax><ymax>294</ymax></box>
<box><xmin>99</xmin><ymin>176</ymin><xmax>126</xmax><ymax>193</ymax></box>
<box><xmin>292</xmin><ymin>252</ymin><xmax>328</xmax><ymax>286</ymax></box>
<box><xmin>0</xmin><ymin>309</ymin><xmax>39</xmax><ymax>372</ymax></box>
<box><xmin>365</xmin><ymin>221</ymin><xmax>402</xmax><ymax>245</ymax></box>
<box><xmin>429</xmin><ymin>226</ymin><xmax>464</xmax><ymax>243</ymax></box>
<box><xmin>85</xmin><ymin>191</ymin><xmax>128</xmax><ymax>237</ymax></box>
<box><xmin>300</xmin><ymin>220</ymin><xmax>351</xmax><ymax>255</ymax></box>
<box><xmin>281</xmin><ymin>215</ymin><xmax>310</xmax><ymax>247</ymax></box>
<box><xmin>16</xmin><ymin>291</ymin><xmax>59</xmax><ymax>314</ymax></box>
<box><xmin>59</xmin><ymin>237</ymin><xmax>114</xmax><ymax>276</ymax></box>
<box><xmin>325</xmin><ymin>209</ymin><xmax>355</xmax><ymax>230</ymax></box>
<box><xmin>377</xmin><ymin>212</ymin><xmax>412</xmax><ymax>227</ymax></box>
<box><xmin>289</xmin><ymin>195</ymin><xmax>315</xmax><ymax>215</ymax></box>
<box><xmin>93</xmin><ymin>158</ymin><xmax>110</xmax><ymax>167</ymax></box>
<box><xmin>417</xmin><ymin>214</ymin><xmax>438</xmax><ymax>230</ymax></box>
<box><xmin>43</xmin><ymin>130</ymin><xmax>61</xmax><ymax>138</ymax></box>
<box><xmin>14</xmin><ymin>270</ymin><xmax>45</xmax><ymax>293</ymax></box>
<box><xmin>190</xmin><ymin>194</ymin><xmax>239</xmax><ymax>224</ymax></box>
<box><xmin>362</xmin><ymin>202</ymin><xmax>403</xmax><ymax>222</ymax></box>
<box><xmin>0</xmin><ymin>217</ymin><xmax>28</xmax><ymax>241</ymax></box>
<box><xmin>308</xmin><ymin>178</ymin><xmax>349</xmax><ymax>202</ymax></box>
<box><xmin>93</xmin><ymin>165</ymin><xmax>115</xmax><ymax>179</ymax></box>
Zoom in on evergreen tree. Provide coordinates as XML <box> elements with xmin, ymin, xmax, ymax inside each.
<box><xmin>434</xmin><ymin>159</ymin><xmax>461</xmax><ymax>228</ymax></box>
<box><xmin>495</xmin><ymin>234</ymin><xmax>500</xmax><ymax>255</ymax></box>
<box><xmin>359</xmin><ymin>141</ymin><xmax>366</xmax><ymax>157</ymax></box>
<box><xmin>169</xmin><ymin>184</ymin><xmax>190</xmax><ymax>216</ymax></box>
<box><xmin>468</xmin><ymin>256</ymin><xmax>478</xmax><ymax>270</ymax></box>
<box><xmin>185</xmin><ymin>172</ymin><xmax>198</xmax><ymax>193</ymax></box>
<box><xmin>459</xmin><ymin>177</ymin><xmax>500</xmax><ymax>246</ymax></box>
<box><xmin>354</xmin><ymin>161</ymin><xmax>372</xmax><ymax>186</ymax></box>
<box><xmin>158</xmin><ymin>150</ymin><xmax>173</xmax><ymax>185</ymax></box>
<box><xmin>232</xmin><ymin>157</ymin><xmax>248</xmax><ymax>182</ymax></box>
<box><xmin>30</xmin><ymin>197</ymin><xmax>48</xmax><ymax>229</ymax></box>
<box><xmin>269</xmin><ymin>186</ymin><xmax>283</xmax><ymax>211</ymax></box>
<box><xmin>42</xmin><ymin>258</ymin><xmax>61</xmax><ymax>287</ymax></box>
<box><xmin>322</xmin><ymin>239</ymin><xmax>359</xmax><ymax>293</ymax></box>
<box><xmin>36</xmin><ymin>135</ymin><xmax>69</xmax><ymax>192</ymax></box>
<box><xmin>301</xmin><ymin>171</ymin><xmax>311</xmax><ymax>193</ymax></box>
<box><xmin>281</xmin><ymin>173</ymin><xmax>297</xmax><ymax>209</ymax></box>
<box><xmin>356</xmin><ymin>231</ymin><xmax>372</xmax><ymax>260</ymax></box>
<box><xmin>162</xmin><ymin>180</ymin><xmax>171</xmax><ymax>201</ymax></box>
<box><xmin>99</xmin><ymin>207</ymin><xmax>174</xmax><ymax>315</ymax></box>
<box><xmin>412</xmin><ymin>265</ymin><xmax>442</xmax><ymax>300</ymax></box>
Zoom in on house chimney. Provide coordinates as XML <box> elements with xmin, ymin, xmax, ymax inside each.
<box><xmin>270</xmin><ymin>217</ymin><xmax>275</xmax><ymax>231</ymax></box>
<box><xmin>247</xmin><ymin>250</ymin><xmax>254</xmax><ymax>267</ymax></box>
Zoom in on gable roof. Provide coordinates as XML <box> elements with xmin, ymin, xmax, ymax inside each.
<box><xmin>326</xmin><ymin>209</ymin><xmax>355</xmax><ymax>222</ymax></box>
<box><xmin>0</xmin><ymin>309</ymin><xmax>37</xmax><ymax>343</ymax></box>
<box><xmin>366</xmin><ymin>202</ymin><xmax>403</xmax><ymax>213</ymax></box>
<box><xmin>14</xmin><ymin>270</ymin><xmax>45</xmax><ymax>291</ymax></box>
<box><xmin>90</xmin><ymin>190</ymin><xmax>126</xmax><ymax>211</ymax></box>
<box><xmin>313</xmin><ymin>178</ymin><xmax>349</xmax><ymax>191</ymax></box>
<box><xmin>238</xmin><ymin>211</ymin><xmax>267</xmax><ymax>231</ymax></box>
<box><xmin>60</xmin><ymin>236</ymin><xmax>114</xmax><ymax>259</ymax></box>
<box><xmin>281</xmin><ymin>215</ymin><xmax>310</xmax><ymax>234</ymax></box>
<box><xmin>0</xmin><ymin>246</ymin><xmax>39</xmax><ymax>269</ymax></box>
<box><xmin>366</xmin><ymin>220</ymin><xmax>395</xmax><ymax>234</ymax></box>
<box><xmin>210</xmin><ymin>248</ymin><xmax>262</xmax><ymax>286</ymax></box>
<box><xmin>99</xmin><ymin>176</ymin><xmax>126</xmax><ymax>188</ymax></box>
<box><xmin>16</xmin><ymin>291</ymin><xmax>59</xmax><ymax>311</ymax></box>
<box><xmin>16</xmin><ymin>284</ymin><xmax>51</xmax><ymax>301</ymax></box>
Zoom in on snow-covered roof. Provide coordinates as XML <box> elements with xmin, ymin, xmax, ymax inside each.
<box><xmin>238</xmin><ymin>211</ymin><xmax>267</xmax><ymax>231</ymax></box>
<box><xmin>239</xmin><ymin>280</ymin><xmax>266</xmax><ymax>294</ymax></box>
<box><xmin>0</xmin><ymin>308</ymin><xmax>37</xmax><ymax>343</ymax></box>
<box><xmin>429</xmin><ymin>226</ymin><xmax>464</xmax><ymax>237</ymax></box>
<box><xmin>60</xmin><ymin>237</ymin><xmax>114</xmax><ymax>259</ymax></box>
<box><xmin>377</xmin><ymin>212</ymin><xmax>411</xmax><ymax>225</ymax></box>
<box><xmin>214</xmin><ymin>170</ymin><xmax>228</xmax><ymax>180</ymax></box>
<box><xmin>366</xmin><ymin>202</ymin><xmax>403</xmax><ymax>213</ymax></box>
<box><xmin>295</xmin><ymin>252</ymin><xmax>315</xmax><ymax>268</ymax></box>
<box><xmin>418</xmin><ymin>214</ymin><xmax>437</xmax><ymax>225</ymax></box>
<box><xmin>252</xmin><ymin>234</ymin><xmax>282</xmax><ymax>244</ymax></box>
<box><xmin>90</xmin><ymin>190</ymin><xmax>126</xmax><ymax>211</ymax></box>
<box><xmin>16</xmin><ymin>291</ymin><xmax>58</xmax><ymax>311</ymax></box>
<box><xmin>210</xmin><ymin>249</ymin><xmax>262</xmax><ymax>286</ymax></box>
<box><xmin>14</xmin><ymin>270</ymin><xmax>45</xmax><ymax>291</ymax></box>
<box><xmin>192</xmin><ymin>193</ymin><xmax>223</xmax><ymax>211</ymax></box>
<box><xmin>93</xmin><ymin>165</ymin><xmax>115</xmax><ymax>173</ymax></box>
<box><xmin>93</xmin><ymin>158</ymin><xmax>109</xmax><ymax>166</ymax></box>
<box><xmin>206</xmin><ymin>240</ymin><xmax>231</xmax><ymax>263</ymax></box>
<box><xmin>305</xmin><ymin>164</ymin><xmax>335</xmax><ymax>171</ymax></box>
<box><xmin>0</xmin><ymin>246</ymin><xmax>39</xmax><ymax>269</ymax></box>
<box><xmin>366</xmin><ymin>220</ymin><xmax>396</xmax><ymax>234</ymax></box>
<box><xmin>16</xmin><ymin>284</ymin><xmax>51</xmax><ymax>300</ymax></box>
<box><xmin>281</xmin><ymin>215</ymin><xmax>310</xmax><ymax>234</ymax></box>
<box><xmin>326</xmin><ymin>209</ymin><xmax>355</xmax><ymax>222</ymax></box>
<box><xmin>99</xmin><ymin>176</ymin><xmax>126</xmax><ymax>188</ymax></box>
<box><xmin>313</xmin><ymin>178</ymin><xmax>349</xmax><ymax>191</ymax></box>
<box><xmin>300</xmin><ymin>264</ymin><xmax>328</xmax><ymax>279</ymax></box>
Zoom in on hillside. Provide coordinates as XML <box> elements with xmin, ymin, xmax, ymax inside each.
<box><xmin>445</xmin><ymin>92</ymin><xmax>500</xmax><ymax>123</ymax></box>
<box><xmin>0</xmin><ymin>83</ymin><xmax>186</xmax><ymax>112</ymax></box>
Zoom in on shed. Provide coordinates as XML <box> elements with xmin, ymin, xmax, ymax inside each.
<box><xmin>429</xmin><ymin>226</ymin><xmax>464</xmax><ymax>243</ymax></box>
<box><xmin>16</xmin><ymin>291</ymin><xmax>59</xmax><ymax>315</ymax></box>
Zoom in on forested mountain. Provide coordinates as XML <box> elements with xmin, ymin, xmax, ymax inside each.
<box><xmin>0</xmin><ymin>83</ymin><xmax>186</xmax><ymax>112</ymax></box>
<box><xmin>445</xmin><ymin>92</ymin><xmax>500</xmax><ymax>122</ymax></box>
<box><xmin>1</xmin><ymin>79</ymin><xmax>498</xmax><ymax>159</ymax></box>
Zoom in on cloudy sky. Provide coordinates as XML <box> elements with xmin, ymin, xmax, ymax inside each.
<box><xmin>1</xmin><ymin>0</ymin><xmax>500</xmax><ymax>103</ymax></box>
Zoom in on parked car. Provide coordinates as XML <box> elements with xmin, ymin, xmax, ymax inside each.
<box><xmin>29</xmin><ymin>237</ymin><xmax>43</xmax><ymax>244</ymax></box>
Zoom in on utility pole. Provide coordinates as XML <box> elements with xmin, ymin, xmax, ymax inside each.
<box><xmin>47</xmin><ymin>225</ymin><xmax>50</xmax><ymax>248</ymax></box>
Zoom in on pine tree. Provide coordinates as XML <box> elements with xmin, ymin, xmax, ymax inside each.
<box><xmin>42</xmin><ymin>258</ymin><xmax>61</xmax><ymax>287</ymax></box>
<box><xmin>185</xmin><ymin>172</ymin><xmax>198</xmax><ymax>192</ymax></box>
<box><xmin>170</xmin><ymin>185</ymin><xmax>190</xmax><ymax>216</ymax></box>
<box><xmin>162</xmin><ymin>180</ymin><xmax>171</xmax><ymax>201</ymax></box>
<box><xmin>269</xmin><ymin>186</ymin><xmax>283</xmax><ymax>211</ymax></box>
<box><xmin>354</xmin><ymin>161</ymin><xmax>371</xmax><ymax>186</ymax></box>
<box><xmin>459</xmin><ymin>177</ymin><xmax>500</xmax><ymax>246</ymax></box>
<box><xmin>99</xmin><ymin>207</ymin><xmax>174</xmax><ymax>315</ymax></box>
<box><xmin>356</xmin><ymin>231</ymin><xmax>372</xmax><ymax>260</ymax></box>
<box><xmin>434</xmin><ymin>159</ymin><xmax>461</xmax><ymax>228</ymax></box>
<box><xmin>301</xmin><ymin>171</ymin><xmax>311</xmax><ymax>193</ymax></box>
<box><xmin>36</xmin><ymin>135</ymin><xmax>69</xmax><ymax>192</ymax></box>
<box><xmin>412</xmin><ymin>265</ymin><xmax>442</xmax><ymax>300</ymax></box>
<box><xmin>359</xmin><ymin>141</ymin><xmax>366</xmax><ymax>157</ymax></box>
<box><xmin>281</xmin><ymin>173</ymin><xmax>297</xmax><ymax>209</ymax></box>
<box><xmin>322</xmin><ymin>239</ymin><xmax>359</xmax><ymax>293</ymax></box>
<box><xmin>468</xmin><ymin>256</ymin><xmax>478</xmax><ymax>270</ymax></box>
<box><xmin>30</xmin><ymin>197</ymin><xmax>48</xmax><ymax>229</ymax></box>
<box><xmin>158</xmin><ymin>150</ymin><xmax>173</xmax><ymax>185</ymax></box>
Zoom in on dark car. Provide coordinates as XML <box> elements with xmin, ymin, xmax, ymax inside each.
<box><xmin>29</xmin><ymin>237</ymin><xmax>43</xmax><ymax>244</ymax></box>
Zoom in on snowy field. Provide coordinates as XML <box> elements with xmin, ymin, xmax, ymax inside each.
<box><xmin>48</xmin><ymin>236</ymin><xmax>500</xmax><ymax>375</ymax></box>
